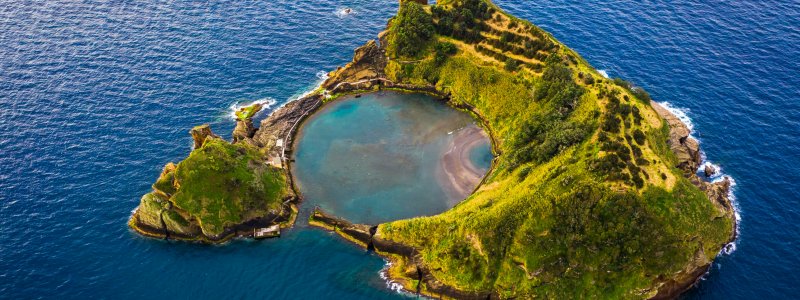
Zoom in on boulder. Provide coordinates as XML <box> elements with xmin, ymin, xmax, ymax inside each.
<box><xmin>704</xmin><ymin>164</ymin><xmax>717</xmax><ymax>177</ymax></box>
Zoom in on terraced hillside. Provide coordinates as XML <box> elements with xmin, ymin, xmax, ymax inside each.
<box><xmin>332</xmin><ymin>0</ymin><xmax>736</xmax><ymax>298</ymax></box>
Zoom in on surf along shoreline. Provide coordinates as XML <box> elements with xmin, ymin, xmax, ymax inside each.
<box><xmin>130</xmin><ymin>1</ymin><xmax>736</xmax><ymax>298</ymax></box>
<box><xmin>295</xmin><ymin>22</ymin><xmax>735</xmax><ymax>300</ymax></box>
<box><xmin>287</xmin><ymin>36</ymin><xmax>734</xmax><ymax>298</ymax></box>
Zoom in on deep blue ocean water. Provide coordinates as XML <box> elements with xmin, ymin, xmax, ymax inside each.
<box><xmin>1</xmin><ymin>0</ymin><xmax>798</xmax><ymax>298</ymax></box>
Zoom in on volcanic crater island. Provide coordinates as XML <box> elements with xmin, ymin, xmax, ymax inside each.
<box><xmin>129</xmin><ymin>0</ymin><xmax>736</xmax><ymax>298</ymax></box>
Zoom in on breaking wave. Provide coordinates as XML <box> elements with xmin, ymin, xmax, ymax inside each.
<box><xmin>276</xmin><ymin>70</ymin><xmax>329</xmax><ymax>110</ymax></box>
<box><xmin>658</xmin><ymin>101</ymin><xmax>740</xmax><ymax>255</ymax></box>
<box><xmin>335</xmin><ymin>7</ymin><xmax>356</xmax><ymax>18</ymax></box>
<box><xmin>379</xmin><ymin>261</ymin><xmax>424</xmax><ymax>298</ymax></box>
<box><xmin>228</xmin><ymin>97</ymin><xmax>277</xmax><ymax>121</ymax></box>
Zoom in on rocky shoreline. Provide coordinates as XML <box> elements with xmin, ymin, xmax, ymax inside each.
<box><xmin>129</xmin><ymin>3</ymin><xmax>736</xmax><ymax>296</ymax></box>
<box><xmin>302</xmin><ymin>39</ymin><xmax>737</xmax><ymax>299</ymax></box>
<box><xmin>648</xmin><ymin>102</ymin><xmax>737</xmax><ymax>299</ymax></box>
<box><xmin>128</xmin><ymin>38</ymin><xmax>471</xmax><ymax>243</ymax></box>
<box><xmin>128</xmin><ymin>104</ymin><xmax>299</xmax><ymax>243</ymax></box>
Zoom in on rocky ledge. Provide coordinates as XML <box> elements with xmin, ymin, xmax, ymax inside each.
<box><xmin>129</xmin><ymin>105</ymin><xmax>297</xmax><ymax>243</ymax></box>
<box><xmin>306</xmin><ymin>38</ymin><xmax>736</xmax><ymax>300</ymax></box>
<box><xmin>648</xmin><ymin>102</ymin><xmax>737</xmax><ymax>299</ymax></box>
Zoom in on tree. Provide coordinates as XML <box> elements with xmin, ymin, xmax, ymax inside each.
<box><xmin>388</xmin><ymin>2</ymin><xmax>434</xmax><ymax>58</ymax></box>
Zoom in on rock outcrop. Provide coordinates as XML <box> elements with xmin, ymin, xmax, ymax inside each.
<box><xmin>651</xmin><ymin>103</ymin><xmax>701</xmax><ymax>174</ymax></box>
<box><xmin>190</xmin><ymin>124</ymin><xmax>219</xmax><ymax>149</ymax></box>
<box><xmin>322</xmin><ymin>40</ymin><xmax>388</xmax><ymax>93</ymax></box>
<box><xmin>232</xmin><ymin>103</ymin><xmax>263</xmax><ymax>144</ymax></box>
<box><xmin>130</xmin><ymin>123</ymin><xmax>294</xmax><ymax>242</ymax></box>
<box><xmin>649</xmin><ymin>102</ymin><xmax>736</xmax><ymax>298</ymax></box>
<box><xmin>704</xmin><ymin>164</ymin><xmax>717</xmax><ymax>177</ymax></box>
<box><xmin>651</xmin><ymin>102</ymin><xmax>735</xmax><ymax>216</ymax></box>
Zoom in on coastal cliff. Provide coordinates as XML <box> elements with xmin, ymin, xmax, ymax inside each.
<box><xmin>129</xmin><ymin>106</ymin><xmax>295</xmax><ymax>242</ymax></box>
<box><xmin>129</xmin><ymin>0</ymin><xmax>735</xmax><ymax>297</ymax></box>
<box><xmin>309</xmin><ymin>0</ymin><xmax>736</xmax><ymax>298</ymax></box>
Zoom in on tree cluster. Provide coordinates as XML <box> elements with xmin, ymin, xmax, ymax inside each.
<box><xmin>388</xmin><ymin>1</ymin><xmax>435</xmax><ymax>58</ymax></box>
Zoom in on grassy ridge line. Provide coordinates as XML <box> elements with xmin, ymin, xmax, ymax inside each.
<box><xmin>372</xmin><ymin>0</ymin><xmax>733</xmax><ymax>298</ymax></box>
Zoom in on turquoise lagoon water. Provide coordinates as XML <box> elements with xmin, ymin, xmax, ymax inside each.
<box><xmin>2</xmin><ymin>0</ymin><xmax>800</xmax><ymax>298</ymax></box>
<box><xmin>293</xmin><ymin>92</ymin><xmax>491</xmax><ymax>224</ymax></box>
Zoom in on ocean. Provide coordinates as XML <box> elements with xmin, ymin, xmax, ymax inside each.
<box><xmin>1</xmin><ymin>0</ymin><xmax>798</xmax><ymax>298</ymax></box>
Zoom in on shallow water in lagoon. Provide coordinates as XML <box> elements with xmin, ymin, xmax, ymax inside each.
<box><xmin>2</xmin><ymin>0</ymin><xmax>799</xmax><ymax>298</ymax></box>
<box><xmin>293</xmin><ymin>92</ymin><xmax>491</xmax><ymax>224</ymax></box>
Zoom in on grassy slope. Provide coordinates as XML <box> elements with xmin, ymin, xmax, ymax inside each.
<box><xmin>377</xmin><ymin>0</ymin><xmax>732</xmax><ymax>298</ymax></box>
<box><xmin>165</xmin><ymin>138</ymin><xmax>288</xmax><ymax>237</ymax></box>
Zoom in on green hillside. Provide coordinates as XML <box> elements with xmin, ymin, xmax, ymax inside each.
<box><xmin>373</xmin><ymin>0</ymin><xmax>733</xmax><ymax>297</ymax></box>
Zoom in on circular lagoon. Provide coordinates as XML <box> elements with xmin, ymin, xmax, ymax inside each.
<box><xmin>293</xmin><ymin>92</ymin><xmax>492</xmax><ymax>224</ymax></box>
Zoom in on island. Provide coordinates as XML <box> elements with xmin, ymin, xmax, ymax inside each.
<box><xmin>128</xmin><ymin>0</ymin><xmax>736</xmax><ymax>298</ymax></box>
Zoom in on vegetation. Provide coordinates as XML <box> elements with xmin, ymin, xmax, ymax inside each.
<box><xmin>376</xmin><ymin>0</ymin><xmax>733</xmax><ymax>298</ymax></box>
<box><xmin>137</xmin><ymin>138</ymin><xmax>289</xmax><ymax>238</ymax></box>
<box><xmin>171</xmin><ymin>138</ymin><xmax>288</xmax><ymax>236</ymax></box>
<box><xmin>235</xmin><ymin>104</ymin><xmax>261</xmax><ymax>121</ymax></box>
<box><xmin>387</xmin><ymin>1</ymin><xmax>435</xmax><ymax>58</ymax></box>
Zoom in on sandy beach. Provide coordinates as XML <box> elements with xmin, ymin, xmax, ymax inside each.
<box><xmin>438</xmin><ymin>124</ymin><xmax>491</xmax><ymax>203</ymax></box>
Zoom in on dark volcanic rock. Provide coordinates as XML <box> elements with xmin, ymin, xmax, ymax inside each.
<box><xmin>704</xmin><ymin>164</ymin><xmax>717</xmax><ymax>177</ymax></box>
<box><xmin>232</xmin><ymin>103</ymin><xmax>263</xmax><ymax>144</ymax></box>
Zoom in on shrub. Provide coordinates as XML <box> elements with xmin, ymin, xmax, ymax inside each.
<box><xmin>509</xmin><ymin>114</ymin><xmax>588</xmax><ymax>168</ymax></box>
<box><xmin>388</xmin><ymin>2</ymin><xmax>434</xmax><ymax>58</ymax></box>
<box><xmin>602</xmin><ymin>114</ymin><xmax>621</xmax><ymax>133</ymax></box>
<box><xmin>632</xmin><ymin>129</ymin><xmax>646</xmax><ymax>145</ymax></box>
<box><xmin>434</xmin><ymin>41</ymin><xmax>457</xmax><ymax>65</ymax></box>
<box><xmin>504</xmin><ymin>58</ymin><xmax>519</xmax><ymax>72</ymax></box>
<box><xmin>535</xmin><ymin>55</ymin><xmax>585</xmax><ymax>114</ymax></box>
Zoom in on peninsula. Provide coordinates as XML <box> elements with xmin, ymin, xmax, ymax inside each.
<box><xmin>129</xmin><ymin>0</ymin><xmax>736</xmax><ymax>298</ymax></box>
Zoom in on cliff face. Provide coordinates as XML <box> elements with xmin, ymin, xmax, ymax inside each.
<box><xmin>322</xmin><ymin>40</ymin><xmax>389</xmax><ymax>93</ymax></box>
<box><xmin>648</xmin><ymin>102</ymin><xmax>736</xmax><ymax>299</ymax></box>
<box><xmin>651</xmin><ymin>102</ymin><xmax>735</xmax><ymax>217</ymax></box>
<box><xmin>130</xmin><ymin>105</ymin><xmax>294</xmax><ymax>242</ymax></box>
<box><xmin>310</xmin><ymin>0</ymin><xmax>736</xmax><ymax>298</ymax></box>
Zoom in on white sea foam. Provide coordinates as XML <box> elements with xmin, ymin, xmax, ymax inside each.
<box><xmin>335</xmin><ymin>7</ymin><xmax>356</xmax><ymax>18</ymax></box>
<box><xmin>228</xmin><ymin>97</ymin><xmax>277</xmax><ymax>121</ymax></box>
<box><xmin>657</xmin><ymin>101</ymin><xmax>695</xmax><ymax>133</ymax></box>
<box><xmin>661</xmin><ymin>101</ymin><xmax>741</xmax><ymax>255</ymax></box>
<box><xmin>598</xmin><ymin>69</ymin><xmax>609</xmax><ymax>78</ymax></box>
<box><xmin>379</xmin><ymin>260</ymin><xmax>425</xmax><ymax>298</ymax></box>
<box><xmin>721</xmin><ymin>175</ymin><xmax>741</xmax><ymax>255</ymax></box>
<box><xmin>274</xmin><ymin>70</ymin><xmax>330</xmax><ymax>110</ymax></box>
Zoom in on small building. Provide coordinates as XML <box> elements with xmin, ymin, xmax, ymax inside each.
<box><xmin>275</xmin><ymin>138</ymin><xmax>284</xmax><ymax>148</ymax></box>
<box><xmin>254</xmin><ymin>225</ymin><xmax>280</xmax><ymax>239</ymax></box>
